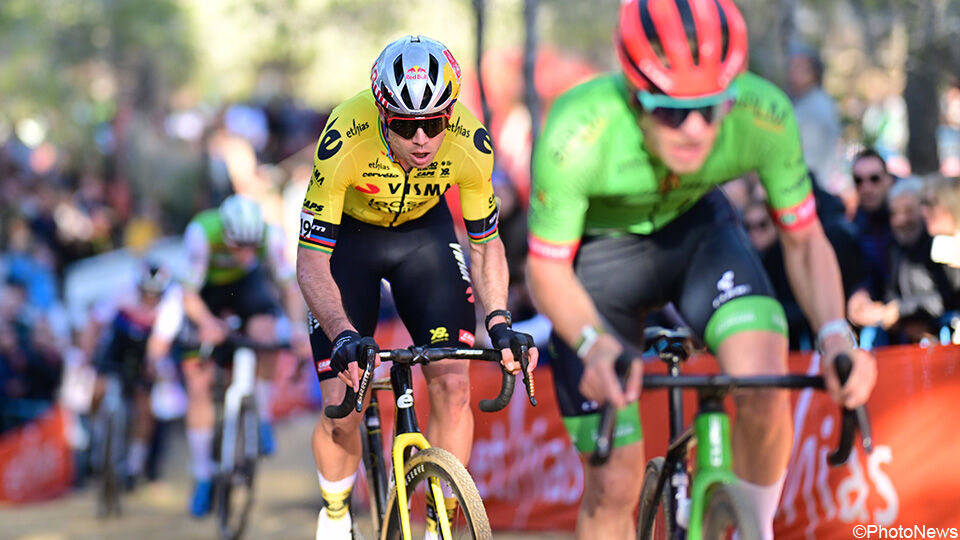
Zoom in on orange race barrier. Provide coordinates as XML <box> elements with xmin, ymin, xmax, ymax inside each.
<box><xmin>0</xmin><ymin>406</ymin><xmax>74</xmax><ymax>504</ymax></box>
<box><xmin>374</xmin><ymin>344</ymin><xmax>960</xmax><ymax>533</ymax></box>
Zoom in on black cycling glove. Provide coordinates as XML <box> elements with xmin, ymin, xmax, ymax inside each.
<box><xmin>488</xmin><ymin>323</ymin><xmax>535</xmax><ymax>359</ymax></box>
<box><xmin>330</xmin><ymin>330</ymin><xmax>377</xmax><ymax>375</ymax></box>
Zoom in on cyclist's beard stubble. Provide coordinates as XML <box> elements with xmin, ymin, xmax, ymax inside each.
<box><xmin>383</xmin><ymin>121</ymin><xmax>446</xmax><ymax>172</ymax></box>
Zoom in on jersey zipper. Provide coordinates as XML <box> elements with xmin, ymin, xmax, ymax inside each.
<box><xmin>390</xmin><ymin>168</ymin><xmax>410</xmax><ymax>227</ymax></box>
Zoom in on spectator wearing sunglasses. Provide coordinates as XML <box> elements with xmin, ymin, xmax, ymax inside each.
<box><xmin>851</xmin><ymin>148</ymin><xmax>898</xmax><ymax>300</ymax></box>
<box><xmin>297</xmin><ymin>35</ymin><xmax>538</xmax><ymax>540</ymax></box>
<box><xmin>527</xmin><ymin>1</ymin><xmax>877</xmax><ymax>538</ymax></box>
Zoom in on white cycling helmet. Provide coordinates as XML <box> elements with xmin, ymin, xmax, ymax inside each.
<box><xmin>219</xmin><ymin>194</ymin><xmax>264</xmax><ymax>246</ymax></box>
<box><xmin>371</xmin><ymin>35</ymin><xmax>462</xmax><ymax>116</ymax></box>
<box><xmin>139</xmin><ymin>260</ymin><xmax>172</xmax><ymax>296</ymax></box>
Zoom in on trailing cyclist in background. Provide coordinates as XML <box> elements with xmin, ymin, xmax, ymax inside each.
<box><xmin>526</xmin><ymin>1</ymin><xmax>877</xmax><ymax>539</ymax></box>
<box><xmin>171</xmin><ymin>194</ymin><xmax>310</xmax><ymax>518</ymax></box>
<box><xmin>296</xmin><ymin>35</ymin><xmax>538</xmax><ymax>540</ymax></box>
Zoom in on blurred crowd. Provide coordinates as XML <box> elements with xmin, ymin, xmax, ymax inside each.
<box><xmin>2</xmin><ymin>45</ymin><xmax>960</xmax><ymax>441</ymax></box>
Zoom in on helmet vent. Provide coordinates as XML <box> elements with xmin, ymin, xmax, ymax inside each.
<box><xmin>419</xmin><ymin>85</ymin><xmax>434</xmax><ymax>110</ymax></box>
<box><xmin>380</xmin><ymin>83</ymin><xmax>401</xmax><ymax>109</ymax></box>
<box><xmin>393</xmin><ymin>56</ymin><xmax>405</xmax><ymax>85</ymax></box>
<box><xmin>400</xmin><ymin>85</ymin><xmax>416</xmax><ymax>110</ymax></box>
<box><xmin>675</xmin><ymin>0</ymin><xmax>700</xmax><ymax>64</ymax></box>
<box><xmin>428</xmin><ymin>55</ymin><xmax>439</xmax><ymax>84</ymax></box>
<box><xmin>435</xmin><ymin>82</ymin><xmax>452</xmax><ymax>108</ymax></box>
<box><xmin>714</xmin><ymin>0</ymin><xmax>730</xmax><ymax>60</ymax></box>
<box><xmin>639</xmin><ymin>1</ymin><xmax>669</xmax><ymax>69</ymax></box>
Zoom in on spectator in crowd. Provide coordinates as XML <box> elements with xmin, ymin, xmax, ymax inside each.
<box><xmin>852</xmin><ymin>148</ymin><xmax>897</xmax><ymax>298</ymax></box>
<box><xmin>849</xmin><ymin>178</ymin><xmax>960</xmax><ymax>343</ymax></box>
<box><xmin>788</xmin><ymin>46</ymin><xmax>844</xmax><ymax>197</ymax></box>
<box><xmin>924</xmin><ymin>175</ymin><xmax>960</xmax><ymax>270</ymax></box>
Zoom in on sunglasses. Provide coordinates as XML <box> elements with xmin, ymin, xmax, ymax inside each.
<box><xmin>636</xmin><ymin>89</ymin><xmax>735</xmax><ymax>129</ymax></box>
<box><xmin>386</xmin><ymin>112</ymin><xmax>450</xmax><ymax>139</ymax></box>
<box><xmin>853</xmin><ymin>173</ymin><xmax>884</xmax><ymax>186</ymax></box>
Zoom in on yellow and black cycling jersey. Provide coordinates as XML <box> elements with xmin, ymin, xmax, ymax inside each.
<box><xmin>299</xmin><ymin>90</ymin><xmax>499</xmax><ymax>254</ymax></box>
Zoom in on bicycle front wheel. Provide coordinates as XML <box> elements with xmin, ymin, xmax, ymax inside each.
<box><xmin>215</xmin><ymin>400</ymin><xmax>258</xmax><ymax>540</ymax></box>
<box><xmin>702</xmin><ymin>484</ymin><xmax>760</xmax><ymax>540</ymax></box>
<box><xmin>381</xmin><ymin>447</ymin><xmax>490</xmax><ymax>540</ymax></box>
<box><xmin>637</xmin><ymin>457</ymin><xmax>674</xmax><ymax>540</ymax></box>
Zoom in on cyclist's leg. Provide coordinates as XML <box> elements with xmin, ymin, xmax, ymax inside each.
<box><xmin>182</xmin><ymin>353</ymin><xmax>215</xmax><ymax>514</ymax></box>
<box><xmin>233</xmin><ymin>266</ymin><xmax>285</xmax><ymax>454</ymax></box>
<box><xmin>389</xmin><ymin>212</ymin><xmax>476</xmax><ymax>466</ymax></box>
<box><xmin>554</xmin><ymin>232</ymin><xmax>672</xmax><ymax>540</ymax></box>
<box><xmin>308</xmin><ymin>217</ymin><xmax>382</xmax><ymax>535</ymax></box>
<box><xmin>128</xmin><ymin>383</ymin><xmax>153</xmax><ymax>481</ymax></box>
<box><xmin>674</xmin><ymin>192</ymin><xmax>790</xmax><ymax>540</ymax></box>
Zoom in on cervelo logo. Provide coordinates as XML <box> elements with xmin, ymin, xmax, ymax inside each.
<box><xmin>405</xmin><ymin>65</ymin><xmax>427</xmax><ymax>80</ymax></box>
<box><xmin>355</xmin><ymin>183</ymin><xmax>380</xmax><ymax>194</ymax></box>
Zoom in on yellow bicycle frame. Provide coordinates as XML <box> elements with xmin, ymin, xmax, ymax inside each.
<box><xmin>391</xmin><ymin>432</ymin><xmax>452</xmax><ymax>540</ymax></box>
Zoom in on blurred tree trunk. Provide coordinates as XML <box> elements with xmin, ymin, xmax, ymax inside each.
<box><xmin>472</xmin><ymin>0</ymin><xmax>493</xmax><ymax>126</ymax></box>
<box><xmin>904</xmin><ymin>0</ymin><xmax>941</xmax><ymax>174</ymax></box>
<box><xmin>523</xmin><ymin>0</ymin><xmax>541</xmax><ymax>145</ymax></box>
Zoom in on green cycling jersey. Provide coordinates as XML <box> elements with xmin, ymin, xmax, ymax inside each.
<box><xmin>529</xmin><ymin>72</ymin><xmax>815</xmax><ymax>261</ymax></box>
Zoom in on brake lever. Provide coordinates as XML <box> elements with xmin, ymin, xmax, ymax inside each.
<box><xmin>355</xmin><ymin>345</ymin><xmax>377</xmax><ymax>413</ymax></box>
<box><xmin>516</xmin><ymin>343</ymin><xmax>537</xmax><ymax>406</ymax></box>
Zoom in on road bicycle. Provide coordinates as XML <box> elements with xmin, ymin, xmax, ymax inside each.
<box><xmin>191</xmin><ymin>332</ymin><xmax>289</xmax><ymax>540</ymax></box>
<box><xmin>592</xmin><ymin>326</ymin><xmax>873</xmax><ymax>540</ymax></box>
<box><xmin>325</xmin><ymin>343</ymin><xmax>536</xmax><ymax>540</ymax></box>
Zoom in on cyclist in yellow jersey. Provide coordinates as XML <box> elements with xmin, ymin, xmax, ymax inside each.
<box><xmin>297</xmin><ymin>35</ymin><xmax>538</xmax><ymax>540</ymax></box>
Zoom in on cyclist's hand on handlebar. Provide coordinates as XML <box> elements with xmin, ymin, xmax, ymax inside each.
<box><xmin>579</xmin><ymin>334</ymin><xmax>641</xmax><ymax>409</ymax></box>
<box><xmin>489</xmin><ymin>323</ymin><xmax>539</xmax><ymax>375</ymax></box>
<box><xmin>821</xmin><ymin>345</ymin><xmax>877</xmax><ymax>409</ymax></box>
<box><xmin>331</xmin><ymin>330</ymin><xmax>378</xmax><ymax>390</ymax></box>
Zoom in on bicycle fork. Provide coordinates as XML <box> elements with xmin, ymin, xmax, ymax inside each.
<box><xmin>388</xmin><ymin>363</ymin><xmax>453</xmax><ymax>540</ymax></box>
<box><xmin>220</xmin><ymin>347</ymin><xmax>257</xmax><ymax>474</ymax></box>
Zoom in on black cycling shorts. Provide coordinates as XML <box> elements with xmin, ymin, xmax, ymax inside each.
<box><xmin>309</xmin><ymin>200</ymin><xmax>477</xmax><ymax>382</ymax></box>
<box><xmin>551</xmin><ymin>189</ymin><xmax>786</xmax><ymax>419</ymax></box>
<box><xmin>200</xmin><ymin>265</ymin><xmax>282</xmax><ymax>324</ymax></box>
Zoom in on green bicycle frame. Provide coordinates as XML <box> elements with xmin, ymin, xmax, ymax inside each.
<box><xmin>686</xmin><ymin>411</ymin><xmax>739</xmax><ymax>539</ymax></box>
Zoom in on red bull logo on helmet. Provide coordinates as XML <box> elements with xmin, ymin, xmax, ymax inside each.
<box><xmin>405</xmin><ymin>65</ymin><xmax>428</xmax><ymax>80</ymax></box>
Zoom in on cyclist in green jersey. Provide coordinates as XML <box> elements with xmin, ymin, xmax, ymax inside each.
<box><xmin>526</xmin><ymin>1</ymin><xmax>877</xmax><ymax>539</ymax></box>
<box><xmin>178</xmin><ymin>194</ymin><xmax>309</xmax><ymax>517</ymax></box>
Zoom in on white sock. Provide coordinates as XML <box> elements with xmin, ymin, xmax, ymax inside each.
<box><xmin>187</xmin><ymin>428</ymin><xmax>214</xmax><ymax>481</ymax></box>
<box><xmin>318</xmin><ymin>470</ymin><xmax>356</xmax><ymax>521</ymax></box>
<box><xmin>256</xmin><ymin>380</ymin><xmax>274</xmax><ymax>422</ymax></box>
<box><xmin>737</xmin><ymin>474</ymin><xmax>785</xmax><ymax>540</ymax></box>
<box><xmin>126</xmin><ymin>440</ymin><xmax>148</xmax><ymax>476</ymax></box>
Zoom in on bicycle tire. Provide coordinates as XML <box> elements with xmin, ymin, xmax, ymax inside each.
<box><xmin>361</xmin><ymin>414</ymin><xmax>388</xmax><ymax>532</ymax></box>
<box><xmin>702</xmin><ymin>484</ymin><xmax>761</xmax><ymax>540</ymax></box>
<box><xmin>637</xmin><ymin>457</ymin><xmax>675</xmax><ymax>540</ymax></box>
<box><xmin>215</xmin><ymin>400</ymin><xmax>258</xmax><ymax>540</ymax></box>
<box><xmin>97</xmin><ymin>408</ymin><xmax>125</xmax><ymax>518</ymax></box>
<box><xmin>380</xmin><ymin>447</ymin><xmax>491</xmax><ymax>540</ymax></box>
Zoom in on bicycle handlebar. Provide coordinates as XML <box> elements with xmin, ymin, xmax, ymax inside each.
<box><xmin>323</xmin><ymin>346</ymin><xmax>535</xmax><ymax>419</ymax></box>
<box><xmin>590</xmin><ymin>352</ymin><xmax>873</xmax><ymax>466</ymax></box>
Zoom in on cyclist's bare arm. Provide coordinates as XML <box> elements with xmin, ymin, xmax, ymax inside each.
<box><xmin>296</xmin><ymin>247</ymin><xmax>354</xmax><ymax>339</ymax></box>
<box><xmin>468</xmin><ymin>237</ymin><xmax>539</xmax><ymax>373</ymax></box>
<box><xmin>779</xmin><ymin>217</ymin><xmax>876</xmax><ymax>407</ymax></box>
<box><xmin>526</xmin><ymin>256</ymin><xmax>640</xmax><ymax>407</ymax></box>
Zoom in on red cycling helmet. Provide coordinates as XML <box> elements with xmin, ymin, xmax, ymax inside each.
<box><xmin>616</xmin><ymin>0</ymin><xmax>748</xmax><ymax>99</ymax></box>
